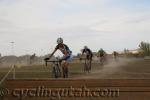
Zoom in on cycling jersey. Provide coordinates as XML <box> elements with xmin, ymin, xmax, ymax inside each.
<box><xmin>98</xmin><ymin>49</ymin><xmax>105</xmax><ymax>57</ymax></box>
<box><xmin>82</xmin><ymin>48</ymin><xmax>92</xmax><ymax>55</ymax></box>
<box><xmin>82</xmin><ymin>48</ymin><xmax>93</xmax><ymax>60</ymax></box>
<box><xmin>55</xmin><ymin>44</ymin><xmax>72</xmax><ymax>56</ymax></box>
<box><xmin>55</xmin><ymin>44</ymin><xmax>72</xmax><ymax>62</ymax></box>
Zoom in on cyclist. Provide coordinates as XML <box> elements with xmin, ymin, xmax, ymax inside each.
<box><xmin>98</xmin><ymin>48</ymin><xmax>106</xmax><ymax>65</ymax></box>
<box><xmin>81</xmin><ymin>46</ymin><xmax>93</xmax><ymax>71</ymax></box>
<box><xmin>113</xmin><ymin>51</ymin><xmax>118</xmax><ymax>61</ymax></box>
<box><xmin>45</xmin><ymin>37</ymin><xmax>72</xmax><ymax>78</ymax></box>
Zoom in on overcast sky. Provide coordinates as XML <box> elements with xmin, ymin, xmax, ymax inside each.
<box><xmin>0</xmin><ymin>0</ymin><xmax>150</xmax><ymax>56</ymax></box>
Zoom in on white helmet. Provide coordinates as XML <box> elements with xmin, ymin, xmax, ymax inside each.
<box><xmin>57</xmin><ymin>37</ymin><xmax>63</xmax><ymax>44</ymax></box>
<box><xmin>84</xmin><ymin>46</ymin><xmax>88</xmax><ymax>49</ymax></box>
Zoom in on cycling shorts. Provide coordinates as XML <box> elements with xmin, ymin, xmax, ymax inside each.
<box><xmin>61</xmin><ymin>55</ymin><xmax>73</xmax><ymax>62</ymax></box>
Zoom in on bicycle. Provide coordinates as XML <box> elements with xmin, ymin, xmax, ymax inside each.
<box><xmin>45</xmin><ymin>58</ymin><xmax>61</xmax><ymax>78</ymax></box>
<box><xmin>45</xmin><ymin>58</ymin><xmax>69</xmax><ymax>78</ymax></box>
<box><xmin>81</xmin><ymin>57</ymin><xmax>92</xmax><ymax>74</ymax></box>
<box><xmin>99</xmin><ymin>56</ymin><xmax>104</xmax><ymax>66</ymax></box>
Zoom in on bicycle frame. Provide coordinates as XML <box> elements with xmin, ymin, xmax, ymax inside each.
<box><xmin>45</xmin><ymin>59</ymin><xmax>69</xmax><ymax>78</ymax></box>
<box><xmin>45</xmin><ymin>60</ymin><xmax>61</xmax><ymax>78</ymax></box>
<box><xmin>99</xmin><ymin>56</ymin><xmax>107</xmax><ymax>66</ymax></box>
<box><xmin>81</xmin><ymin>58</ymin><xmax>91</xmax><ymax>73</ymax></box>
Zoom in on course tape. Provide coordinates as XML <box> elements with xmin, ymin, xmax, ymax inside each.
<box><xmin>0</xmin><ymin>65</ymin><xmax>14</xmax><ymax>85</ymax></box>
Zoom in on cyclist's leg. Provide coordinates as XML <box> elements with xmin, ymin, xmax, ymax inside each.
<box><xmin>89</xmin><ymin>55</ymin><xmax>92</xmax><ymax>71</ymax></box>
<box><xmin>102</xmin><ymin>56</ymin><xmax>104</xmax><ymax>65</ymax></box>
<box><xmin>100</xmin><ymin>57</ymin><xmax>102</xmax><ymax>64</ymax></box>
<box><xmin>61</xmin><ymin>60</ymin><xmax>69</xmax><ymax>78</ymax></box>
<box><xmin>100</xmin><ymin>56</ymin><xmax>104</xmax><ymax>65</ymax></box>
<box><xmin>84</xmin><ymin>59</ymin><xmax>88</xmax><ymax>74</ymax></box>
<box><xmin>87</xmin><ymin>55</ymin><xmax>90</xmax><ymax>71</ymax></box>
<box><xmin>87</xmin><ymin>59</ymin><xmax>90</xmax><ymax>73</ymax></box>
<box><xmin>85</xmin><ymin>55</ymin><xmax>89</xmax><ymax>73</ymax></box>
<box><xmin>84</xmin><ymin>59</ymin><xmax>88</xmax><ymax>72</ymax></box>
<box><xmin>65</xmin><ymin>61</ymin><xmax>69</xmax><ymax>78</ymax></box>
<box><xmin>114</xmin><ymin>55</ymin><xmax>118</xmax><ymax>61</ymax></box>
<box><xmin>61</xmin><ymin>61</ymin><xmax>65</xmax><ymax>78</ymax></box>
<box><xmin>61</xmin><ymin>55</ymin><xmax>72</xmax><ymax>78</ymax></box>
<box><xmin>84</xmin><ymin>59</ymin><xmax>86</xmax><ymax>72</ymax></box>
<box><xmin>89</xmin><ymin>59</ymin><xmax>92</xmax><ymax>71</ymax></box>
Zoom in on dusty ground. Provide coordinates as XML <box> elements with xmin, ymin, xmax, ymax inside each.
<box><xmin>0</xmin><ymin>57</ymin><xmax>150</xmax><ymax>80</ymax></box>
<box><xmin>1</xmin><ymin>58</ymin><xmax>150</xmax><ymax>100</ymax></box>
<box><xmin>77</xmin><ymin>58</ymin><xmax>150</xmax><ymax>79</ymax></box>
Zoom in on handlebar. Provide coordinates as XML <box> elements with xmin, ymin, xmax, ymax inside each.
<box><xmin>80</xmin><ymin>57</ymin><xmax>87</xmax><ymax>60</ymax></box>
<box><xmin>47</xmin><ymin>60</ymin><xmax>60</xmax><ymax>62</ymax></box>
<box><xmin>44</xmin><ymin>57</ymin><xmax>61</xmax><ymax>66</ymax></box>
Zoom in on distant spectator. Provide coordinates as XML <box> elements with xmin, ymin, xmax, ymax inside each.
<box><xmin>30</xmin><ymin>53</ymin><xmax>36</xmax><ymax>64</ymax></box>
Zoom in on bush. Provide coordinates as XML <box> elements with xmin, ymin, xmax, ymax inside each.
<box><xmin>139</xmin><ymin>41</ymin><xmax>150</xmax><ymax>56</ymax></box>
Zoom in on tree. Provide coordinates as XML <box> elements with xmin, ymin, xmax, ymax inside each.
<box><xmin>139</xmin><ymin>41</ymin><xmax>150</xmax><ymax>56</ymax></box>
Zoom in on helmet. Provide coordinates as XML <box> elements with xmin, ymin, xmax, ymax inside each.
<box><xmin>100</xmin><ymin>48</ymin><xmax>103</xmax><ymax>50</ymax></box>
<box><xmin>84</xmin><ymin>46</ymin><xmax>88</xmax><ymax>49</ymax></box>
<box><xmin>57</xmin><ymin>37</ymin><xmax>63</xmax><ymax>44</ymax></box>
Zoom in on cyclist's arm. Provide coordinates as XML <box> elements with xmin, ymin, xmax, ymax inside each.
<box><xmin>49</xmin><ymin>49</ymin><xmax>57</xmax><ymax>59</ymax></box>
<box><xmin>80</xmin><ymin>49</ymin><xmax>85</xmax><ymax>60</ymax></box>
<box><xmin>81</xmin><ymin>49</ymin><xmax>86</xmax><ymax>55</ymax></box>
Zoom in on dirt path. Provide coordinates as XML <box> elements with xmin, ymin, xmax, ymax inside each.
<box><xmin>77</xmin><ymin>58</ymin><xmax>137</xmax><ymax>79</ymax></box>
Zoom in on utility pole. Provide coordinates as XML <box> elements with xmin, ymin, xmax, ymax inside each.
<box><xmin>10</xmin><ymin>42</ymin><xmax>14</xmax><ymax>55</ymax></box>
<box><xmin>10</xmin><ymin>42</ymin><xmax>15</xmax><ymax>79</ymax></box>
